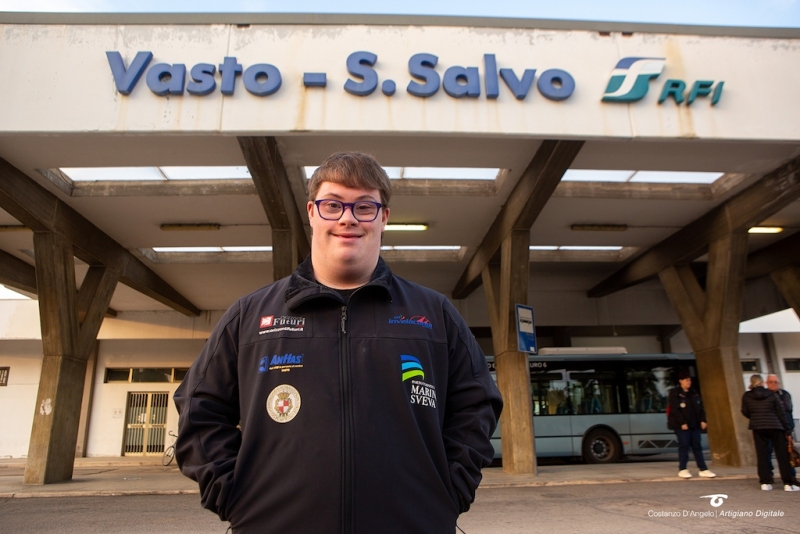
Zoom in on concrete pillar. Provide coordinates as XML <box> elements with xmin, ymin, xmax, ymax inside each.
<box><xmin>25</xmin><ymin>232</ymin><xmax>118</xmax><ymax>484</ymax></box>
<box><xmin>25</xmin><ymin>232</ymin><xmax>83</xmax><ymax>484</ymax></box>
<box><xmin>658</xmin><ymin>231</ymin><xmax>756</xmax><ymax>467</ymax></box>
<box><xmin>483</xmin><ymin>230</ymin><xmax>536</xmax><ymax>474</ymax></box>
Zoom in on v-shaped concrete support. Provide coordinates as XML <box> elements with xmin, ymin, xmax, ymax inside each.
<box><xmin>658</xmin><ymin>231</ymin><xmax>756</xmax><ymax>467</ymax></box>
<box><xmin>24</xmin><ymin>232</ymin><xmax>119</xmax><ymax>484</ymax></box>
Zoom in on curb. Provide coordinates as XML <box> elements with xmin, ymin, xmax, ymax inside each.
<box><xmin>480</xmin><ymin>474</ymin><xmax>756</xmax><ymax>489</ymax></box>
<box><xmin>0</xmin><ymin>489</ymin><xmax>200</xmax><ymax>499</ymax></box>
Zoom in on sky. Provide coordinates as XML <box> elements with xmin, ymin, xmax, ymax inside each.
<box><xmin>1</xmin><ymin>0</ymin><xmax>800</xmax><ymax>28</ymax></box>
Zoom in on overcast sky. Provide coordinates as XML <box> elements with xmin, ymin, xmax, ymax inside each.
<box><xmin>1</xmin><ymin>0</ymin><xmax>799</xmax><ymax>28</ymax></box>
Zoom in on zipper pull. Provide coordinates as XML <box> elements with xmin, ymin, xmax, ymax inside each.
<box><xmin>341</xmin><ymin>306</ymin><xmax>347</xmax><ymax>334</ymax></box>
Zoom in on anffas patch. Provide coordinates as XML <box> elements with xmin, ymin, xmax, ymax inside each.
<box><xmin>266</xmin><ymin>384</ymin><xmax>302</xmax><ymax>423</ymax></box>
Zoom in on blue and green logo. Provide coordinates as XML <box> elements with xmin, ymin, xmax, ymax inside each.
<box><xmin>401</xmin><ymin>355</ymin><xmax>425</xmax><ymax>381</ymax></box>
<box><xmin>602</xmin><ymin>57</ymin><xmax>665</xmax><ymax>102</ymax></box>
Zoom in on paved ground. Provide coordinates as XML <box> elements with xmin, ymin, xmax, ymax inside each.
<box><xmin>1</xmin><ymin>455</ymin><xmax>798</xmax><ymax>533</ymax></box>
<box><xmin>1</xmin><ymin>479</ymin><xmax>799</xmax><ymax>533</ymax></box>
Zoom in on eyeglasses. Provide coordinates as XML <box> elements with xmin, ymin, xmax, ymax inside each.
<box><xmin>314</xmin><ymin>199</ymin><xmax>383</xmax><ymax>222</ymax></box>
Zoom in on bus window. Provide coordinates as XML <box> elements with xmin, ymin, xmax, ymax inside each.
<box><xmin>530</xmin><ymin>372</ymin><xmax>566</xmax><ymax>416</ymax></box>
<box><xmin>568</xmin><ymin>372</ymin><xmax>618</xmax><ymax>414</ymax></box>
<box><xmin>625</xmin><ymin>366</ymin><xmax>672</xmax><ymax>413</ymax></box>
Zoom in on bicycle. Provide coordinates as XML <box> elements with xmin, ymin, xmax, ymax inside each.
<box><xmin>162</xmin><ymin>430</ymin><xmax>178</xmax><ymax>466</ymax></box>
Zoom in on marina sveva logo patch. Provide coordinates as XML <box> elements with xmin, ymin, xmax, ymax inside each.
<box><xmin>401</xmin><ymin>355</ymin><xmax>437</xmax><ymax>409</ymax></box>
<box><xmin>401</xmin><ymin>355</ymin><xmax>425</xmax><ymax>381</ymax></box>
<box><xmin>266</xmin><ymin>384</ymin><xmax>301</xmax><ymax>423</ymax></box>
<box><xmin>389</xmin><ymin>314</ymin><xmax>433</xmax><ymax>329</ymax></box>
<box><xmin>259</xmin><ymin>315</ymin><xmax>306</xmax><ymax>334</ymax></box>
<box><xmin>601</xmin><ymin>57</ymin><xmax>666</xmax><ymax>103</ymax></box>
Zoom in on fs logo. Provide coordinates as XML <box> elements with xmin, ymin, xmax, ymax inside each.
<box><xmin>602</xmin><ymin>57</ymin><xmax>724</xmax><ymax>106</ymax></box>
<box><xmin>602</xmin><ymin>57</ymin><xmax>665</xmax><ymax>102</ymax></box>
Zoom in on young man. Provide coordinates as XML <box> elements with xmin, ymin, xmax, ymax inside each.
<box><xmin>174</xmin><ymin>152</ymin><xmax>503</xmax><ymax>533</ymax></box>
<box><xmin>667</xmin><ymin>370</ymin><xmax>716</xmax><ymax>479</ymax></box>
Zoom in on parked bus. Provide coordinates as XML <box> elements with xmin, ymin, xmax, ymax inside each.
<box><xmin>488</xmin><ymin>351</ymin><xmax>708</xmax><ymax>463</ymax></box>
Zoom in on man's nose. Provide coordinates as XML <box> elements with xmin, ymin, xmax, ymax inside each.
<box><xmin>338</xmin><ymin>205</ymin><xmax>358</xmax><ymax>223</ymax></box>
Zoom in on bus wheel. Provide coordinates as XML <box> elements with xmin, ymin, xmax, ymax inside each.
<box><xmin>582</xmin><ymin>428</ymin><xmax>622</xmax><ymax>464</ymax></box>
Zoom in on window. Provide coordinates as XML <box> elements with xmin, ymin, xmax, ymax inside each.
<box><xmin>785</xmin><ymin>359</ymin><xmax>800</xmax><ymax>372</ymax></box>
<box><xmin>530</xmin><ymin>369</ymin><xmax>619</xmax><ymax>415</ymax></box>
<box><xmin>105</xmin><ymin>367</ymin><xmax>188</xmax><ymax>383</ymax></box>
<box><xmin>625</xmin><ymin>366</ymin><xmax>672</xmax><ymax>413</ymax></box>
<box><xmin>0</xmin><ymin>367</ymin><xmax>8</xmax><ymax>386</ymax></box>
<box><xmin>741</xmin><ymin>360</ymin><xmax>761</xmax><ymax>372</ymax></box>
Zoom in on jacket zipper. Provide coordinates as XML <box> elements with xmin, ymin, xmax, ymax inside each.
<box><xmin>340</xmin><ymin>304</ymin><xmax>354</xmax><ymax>533</ymax></box>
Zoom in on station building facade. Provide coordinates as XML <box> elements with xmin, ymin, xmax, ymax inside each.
<box><xmin>0</xmin><ymin>14</ymin><xmax>799</xmax><ymax>472</ymax></box>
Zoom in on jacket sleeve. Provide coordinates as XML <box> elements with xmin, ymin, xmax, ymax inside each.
<box><xmin>774</xmin><ymin>394</ymin><xmax>791</xmax><ymax>432</ymax></box>
<box><xmin>781</xmin><ymin>391</ymin><xmax>795</xmax><ymax>430</ymax></box>
<box><xmin>668</xmin><ymin>388</ymin><xmax>686</xmax><ymax>428</ymax></box>
<box><xmin>441</xmin><ymin>302</ymin><xmax>503</xmax><ymax>514</ymax></box>
<box><xmin>697</xmin><ymin>393</ymin><xmax>707</xmax><ymax>424</ymax></box>
<box><xmin>741</xmin><ymin>393</ymin><xmax>750</xmax><ymax>419</ymax></box>
<box><xmin>173</xmin><ymin>304</ymin><xmax>242</xmax><ymax>521</ymax></box>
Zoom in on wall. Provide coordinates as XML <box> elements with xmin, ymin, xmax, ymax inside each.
<box><xmin>85</xmin><ymin>338</ymin><xmax>206</xmax><ymax>457</ymax></box>
<box><xmin>0</xmin><ymin>340</ymin><xmax>42</xmax><ymax>458</ymax></box>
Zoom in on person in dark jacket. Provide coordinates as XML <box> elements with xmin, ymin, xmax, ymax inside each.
<box><xmin>667</xmin><ymin>370</ymin><xmax>716</xmax><ymax>479</ymax></box>
<box><xmin>173</xmin><ymin>151</ymin><xmax>503</xmax><ymax>533</ymax></box>
<box><xmin>766</xmin><ymin>374</ymin><xmax>796</xmax><ymax>479</ymax></box>
<box><xmin>741</xmin><ymin>374</ymin><xmax>799</xmax><ymax>491</ymax></box>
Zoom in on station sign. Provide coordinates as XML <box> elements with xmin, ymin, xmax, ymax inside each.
<box><xmin>106</xmin><ymin>51</ymin><xmax>723</xmax><ymax>106</ymax></box>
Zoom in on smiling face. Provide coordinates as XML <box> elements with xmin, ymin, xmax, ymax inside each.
<box><xmin>307</xmin><ymin>181</ymin><xmax>389</xmax><ymax>289</ymax></box>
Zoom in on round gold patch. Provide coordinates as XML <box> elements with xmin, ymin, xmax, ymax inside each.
<box><xmin>266</xmin><ymin>384</ymin><xmax>301</xmax><ymax>423</ymax></box>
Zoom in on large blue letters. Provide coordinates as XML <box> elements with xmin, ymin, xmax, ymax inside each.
<box><xmin>407</xmin><ymin>53</ymin><xmax>440</xmax><ymax>98</ymax></box>
<box><xmin>344</xmin><ymin>51</ymin><xmax>379</xmax><ymax>96</ymax></box>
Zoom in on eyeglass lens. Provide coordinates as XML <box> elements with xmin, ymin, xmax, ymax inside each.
<box><xmin>317</xmin><ymin>200</ymin><xmax>380</xmax><ymax>221</ymax></box>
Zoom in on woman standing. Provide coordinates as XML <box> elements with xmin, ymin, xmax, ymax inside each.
<box><xmin>741</xmin><ymin>374</ymin><xmax>800</xmax><ymax>491</ymax></box>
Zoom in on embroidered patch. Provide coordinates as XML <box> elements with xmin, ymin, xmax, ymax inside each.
<box><xmin>259</xmin><ymin>353</ymin><xmax>304</xmax><ymax>373</ymax></box>
<box><xmin>388</xmin><ymin>315</ymin><xmax>433</xmax><ymax>329</ymax></box>
<box><xmin>401</xmin><ymin>355</ymin><xmax>436</xmax><ymax>409</ymax></box>
<box><xmin>401</xmin><ymin>355</ymin><xmax>425</xmax><ymax>381</ymax></box>
<box><xmin>409</xmin><ymin>380</ymin><xmax>437</xmax><ymax>409</ymax></box>
<box><xmin>259</xmin><ymin>315</ymin><xmax>306</xmax><ymax>334</ymax></box>
<box><xmin>266</xmin><ymin>384</ymin><xmax>302</xmax><ymax>423</ymax></box>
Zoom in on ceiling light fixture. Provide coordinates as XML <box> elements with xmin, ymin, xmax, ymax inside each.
<box><xmin>571</xmin><ymin>224</ymin><xmax>628</xmax><ymax>232</ymax></box>
<box><xmin>160</xmin><ymin>224</ymin><xmax>221</xmax><ymax>231</ymax></box>
<box><xmin>384</xmin><ymin>224</ymin><xmax>428</xmax><ymax>231</ymax></box>
<box><xmin>748</xmin><ymin>227</ymin><xmax>783</xmax><ymax>234</ymax></box>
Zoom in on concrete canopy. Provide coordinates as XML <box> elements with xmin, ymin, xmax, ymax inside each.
<box><xmin>0</xmin><ymin>12</ymin><xmax>798</xmax><ymax>319</ymax></box>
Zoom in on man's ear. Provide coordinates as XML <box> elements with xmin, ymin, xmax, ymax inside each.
<box><xmin>381</xmin><ymin>206</ymin><xmax>390</xmax><ymax>230</ymax></box>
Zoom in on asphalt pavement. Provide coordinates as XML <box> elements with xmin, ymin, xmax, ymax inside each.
<box><xmin>0</xmin><ymin>453</ymin><xmax>758</xmax><ymax>498</ymax></box>
<box><xmin>1</xmin><ymin>460</ymin><xmax>798</xmax><ymax>534</ymax></box>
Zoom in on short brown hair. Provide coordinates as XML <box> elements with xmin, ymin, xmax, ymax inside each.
<box><xmin>308</xmin><ymin>152</ymin><xmax>392</xmax><ymax>207</ymax></box>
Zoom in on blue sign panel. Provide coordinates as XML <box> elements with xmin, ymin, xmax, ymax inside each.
<box><xmin>515</xmin><ymin>304</ymin><xmax>537</xmax><ymax>354</ymax></box>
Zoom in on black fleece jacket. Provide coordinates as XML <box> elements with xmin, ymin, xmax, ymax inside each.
<box><xmin>174</xmin><ymin>257</ymin><xmax>503</xmax><ymax>533</ymax></box>
<box><xmin>741</xmin><ymin>386</ymin><xmax>791</xmax><ymax>431</ymax></box>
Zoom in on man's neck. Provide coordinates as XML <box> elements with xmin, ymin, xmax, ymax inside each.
<box><xmin>312</xmin><ymin>263</ymin><xmax>375</xmax><ymax>289</ymax></box>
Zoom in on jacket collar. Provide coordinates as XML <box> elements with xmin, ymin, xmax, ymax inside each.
<box><xmin>284</xmin><ymin>255</ymin><xmax>393</xmax><ymax>310</ymax></box>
